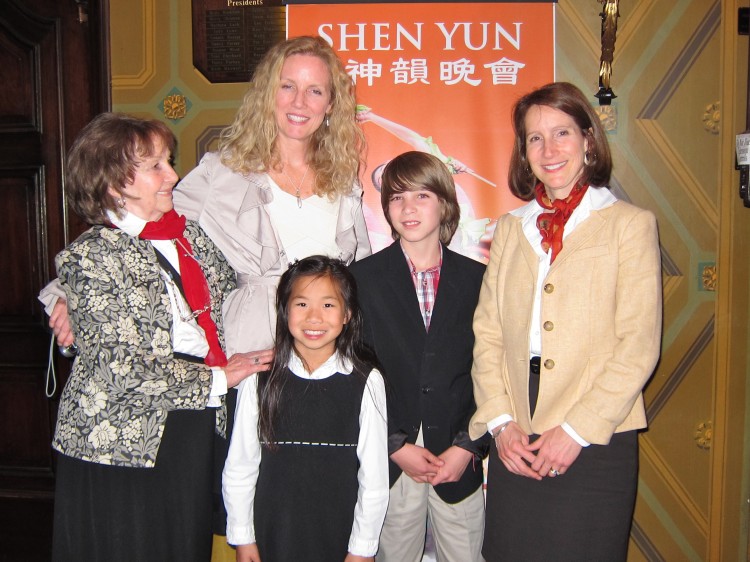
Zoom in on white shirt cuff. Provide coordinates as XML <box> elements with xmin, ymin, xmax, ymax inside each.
<box><xmin>348</xmin><ymin>535</ymin><xmax>380</xmax><ymax>558</ymax></box>
<box><xmin>38</xmin><ymin>280</ymin><xmax>66</xmax><ymax>316</ymax></box>
<box><xmin>207</xmin><ymin>367</ymin><xmax>227</xmax><ymax>407</ymax></box>
<box><xmin>562</xmin><ymin>422</ymin><xmax>590</xmax><ymax>447</ymax></box>
<box><xmin>225</xmin><ymin>524</ymin><xmax>254</xmax><ymax>547</ymax></box>
<box><xmin>487</xmin><ymin>414</ymin><xmax>514</xmax><ymax>436</ymax></box>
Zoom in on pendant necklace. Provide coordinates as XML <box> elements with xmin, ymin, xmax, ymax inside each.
<box><xmin>281</xmin><ymin>164</ymin><xmax>310</xmax><ymax>208</ymax></box>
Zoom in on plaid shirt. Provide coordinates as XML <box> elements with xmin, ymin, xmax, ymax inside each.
<box><xmin>402</xmin><ymin>244</ymin><xmax>442</xmax><ymax>332</ymax></box>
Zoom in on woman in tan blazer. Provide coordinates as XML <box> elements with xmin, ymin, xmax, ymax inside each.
<box><xmin>469</xmin><ymin>82</ymin><xmax>662</xmax><ymax>561</ymax></box>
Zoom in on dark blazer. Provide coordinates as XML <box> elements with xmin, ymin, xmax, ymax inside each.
<box><xmin>350</xmin><ymin>241</ymin><xmax>489</xmax><ymax>504</ymax></box>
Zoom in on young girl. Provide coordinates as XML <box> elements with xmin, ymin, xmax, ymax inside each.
<box><xmin>222</xmin><ymin>255</ymin><xmax>389</xmax><ymax>562</ymax></box>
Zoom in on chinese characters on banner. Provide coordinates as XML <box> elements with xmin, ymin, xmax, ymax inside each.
<box><xmin>288</xmin><ymin>2</ymin><xmax>555</xmax><ymax>261</ymax></box>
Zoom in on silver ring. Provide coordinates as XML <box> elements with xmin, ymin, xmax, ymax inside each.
<box><xmin>253</xmin><ymin>357</ymin><xmax>259</xmax><ymax>365</ymax></box>
<box><xmin>549</xmin><ymin>468</ymin><xmax>559</xmax><ymax>477</ymax></box>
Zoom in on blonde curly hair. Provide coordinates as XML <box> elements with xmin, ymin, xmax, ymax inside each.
<box><xmin>219</xmin><ymin>36</ymin><xmax>366</xmax><ymax>199</ymax></box>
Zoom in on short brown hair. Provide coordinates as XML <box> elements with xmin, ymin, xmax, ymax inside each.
<box><xmin>508</xmin><ymin>82</ymin><xmax>612</xmax><ymax>200</ymax></box>
<box><xmin>380</xmin><ymin>151</ymin><xmax>460</xmax><ymax>245</ymax></box>
<box><xmin>66</xmin><ymin>112</ymin><xmax>176</xmax><ymax>224</ymax></box>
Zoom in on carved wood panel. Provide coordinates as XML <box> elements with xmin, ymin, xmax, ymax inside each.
<box><xmin>0</xmin><ymin>0</ymin><xmax>107</xmax><ymax>558</ymax></box>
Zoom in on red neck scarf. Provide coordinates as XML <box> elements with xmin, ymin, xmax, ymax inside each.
<box><xmin>534</xmin><ymin>182</ymin><xmax>589</xmax><ymax>263</ymax></box>
<box><xmin>139</xmin><ymin>210</ymin><xmax>227</xmax><ymax>367</ymax></box>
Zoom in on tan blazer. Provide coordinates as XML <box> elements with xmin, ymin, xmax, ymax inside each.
<box><xmin>469</xmin><ymin>196</ymin><xmax>662</xmax><ymax>445</ymax></box>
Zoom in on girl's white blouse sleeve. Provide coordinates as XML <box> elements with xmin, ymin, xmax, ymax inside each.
<box><xmin>349</xmin><ymin>368</ymin><xmax>389</xmax><ymax>557</ymax></box>
<box><xmin>222</xmin><ymin>375</ymin><xmax>261</xmax><ymax>546</ymax></box>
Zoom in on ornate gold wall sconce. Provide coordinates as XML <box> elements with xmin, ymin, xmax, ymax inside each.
<box><xmin>595</xmin><ymin>0</ymin><xmax>619</xmax><ymax>106</ymax></box>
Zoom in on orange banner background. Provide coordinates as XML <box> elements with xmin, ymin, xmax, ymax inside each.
<box><xmin>289</xmin><ymin>3</ymin><xmax>555</xmax><ymax>260</ymax></box>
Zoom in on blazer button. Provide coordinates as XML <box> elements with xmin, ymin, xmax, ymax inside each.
<box><xmin>421</xmin><ymin>386</ymin><xmax>432</xmax><ymax>394</ymax></box>
<box><xmin>544</xmin><ymin>283</ymin><xmax>554</xmax><ymax>293</ymax></box>
<box><xmin>543</xmin><ymin>321</ymin><xmax>554</xmax><ymax>331</ymax></box>
<box><xmin>543</xmin><ymin>359</ymin><xmax>555</xmax><ymax>370</ymax></box>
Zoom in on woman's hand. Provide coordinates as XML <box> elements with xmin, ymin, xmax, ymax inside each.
<box><xmin>344</xmin><ymin>555</ymin><xmax>373</xmax><ymax>562</ymax></box>
<box><xmin>223</xmin><ymin>349</ymin><xmax>274</xmax><ymax>388</ymax></box>
<box><xmin>527</xmin><ymin>425</ymin><xmax>582</xmax><ymax>478</ymax></box>
<box><xmin>49</xmin><ymin>299</ymin><xmax>75</xmax><ymax>348</ymax></box>
<box><xmin>430</xmin><ymin>445</ymin><xmax>473</xmax><ymax>486</ymax></box>
<box><xmin>236</xmin><ymin>543</ymin><xmax>261</xmax><ymax>562</ymax></box>
<box><xmin>390</xmin><ymin>443</ymin><xmax>444</xmax><ymax>483</ymax></box>
<box><xmin>495</xmin><ymin>422</ymin><xmax>541</xmax><ymax>480</ymax></box>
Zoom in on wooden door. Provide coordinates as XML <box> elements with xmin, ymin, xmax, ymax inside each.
<box><xmin>0</xmin><ymin>0</ymin><xmax>107</xmax><ymax>559</ymax></box>
<box><xmin>557</xmin><ymin>1</ymin><xmax>750</xmax><ymax>559</ymax></box>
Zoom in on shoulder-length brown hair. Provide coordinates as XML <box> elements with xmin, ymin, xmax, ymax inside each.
<box><xmin>219</xmin><ymin>36</ymin><xmax>366</xmax><ymax>199</ymax></box>
<box><xmin>380</xmin><ymin>151</ymin><xmax>460</xmax><ymax>245</ymax></box>
<box><xmin>508</xmin><ymin>82</ymin><xmax>612</xmax><ymax>200</ymax></box>
<box><xmin>66</xmin><ymin>112</ymin><xmax>176</xmax><ymax>224</ymax></box>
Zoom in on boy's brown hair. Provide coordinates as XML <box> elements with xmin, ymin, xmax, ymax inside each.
<box><xmin>380</xmin><ymin>151</ymin><xmax>460</xmax><ymax>245</ymax></box>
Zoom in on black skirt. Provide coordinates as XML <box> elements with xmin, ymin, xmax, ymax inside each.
<box><xmin>52</xmin><ymin>408</ymin><xmax>216</xmax><ymax>562</ymax></box>
<box><xmin>483</xmin><ymin>430</ymin><xmax>638</xmax><ymax>562</ymax></box>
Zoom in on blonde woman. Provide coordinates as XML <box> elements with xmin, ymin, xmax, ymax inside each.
<box><xmin>176</xmin><ymin>35</ymin><xmax>371</xmax><ymax>359</ymax></box>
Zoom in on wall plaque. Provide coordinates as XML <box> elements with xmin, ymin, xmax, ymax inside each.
<box><xmin>192</xmin><ymin>0</ymin><xmax>286</xmax><ymax>83</ymax></box>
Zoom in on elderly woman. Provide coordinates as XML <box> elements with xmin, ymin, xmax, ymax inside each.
<box><xmin>470</xmin><ymin>82</ymin><xmax>662</xmax><ymax>561</ymax></box>
<box><xmin>43</xmin><ymin>36</ymin><xmax>372</xmax><ymax>546</ymax></box>
<box><xmin>49</xmin><ymin>113</ymin><xmax>262</xmax><ymax>562</ymax></box>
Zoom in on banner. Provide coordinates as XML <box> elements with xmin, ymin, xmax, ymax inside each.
<box><xmin>288</xmin><ymin>3</ymin><xmax>555</xmax><ymax>262</ymax></box>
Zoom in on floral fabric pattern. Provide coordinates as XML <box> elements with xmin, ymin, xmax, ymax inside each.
<box><xmin>52</xmin><ymin>221</ymin><xmax>236</xmax><ymax>468</ymax></box>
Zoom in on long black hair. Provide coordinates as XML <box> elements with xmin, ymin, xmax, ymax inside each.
<box><xmin>257</xmin><ymin>255</ymin><xmax>378</xmax><ymax>446</ymax></box>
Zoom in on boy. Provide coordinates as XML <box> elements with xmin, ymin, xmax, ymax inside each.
<box><xmin>350</xmin><ymin>151</ymin><xmax>488</xmax><ymax>562</ymax></box>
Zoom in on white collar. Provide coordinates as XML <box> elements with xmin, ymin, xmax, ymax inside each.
<box><xmin>509</xmin><ymin>185</ymin><xmax>617</xmax><ymax>219</ymax></box>
<box><xmin>511</xmin><ymin>187</ymin><xmax>618</xmax><ymax>259</ymax></box>
<box><xmin>288</xmin><ymin>351</ymin><xmax>354</xmax><ymax>380</ymax></box>
<box><xmin>106</xmin><ymin>209</ymin><xmax>147</xmax><ymax>237</ymax></box>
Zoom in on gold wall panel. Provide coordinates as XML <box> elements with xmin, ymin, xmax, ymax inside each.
<box><xmin>557</xmin><ymin>0</ymin><xmax>748</xmax><ymax>559</ymax></box>
<box><xmin>110</xmin><ymin>0</ymin><xmax>157</xmax><ymax>89</ymax></box>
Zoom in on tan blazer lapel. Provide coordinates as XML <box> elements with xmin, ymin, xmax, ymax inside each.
<box><xmin>547</xmin><ymin>209</ymin><xmax>607</xmax><ymax>274</ymax></box>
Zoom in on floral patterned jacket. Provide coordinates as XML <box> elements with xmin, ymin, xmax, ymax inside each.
<box><xmin>52</xmin><ymin>221</ymin><xmax>236</xmax><ymax>468</ymax></box>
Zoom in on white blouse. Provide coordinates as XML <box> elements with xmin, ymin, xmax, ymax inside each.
<box><xmin>265</xmin><ymin>175</ymin><xmax>341</xmax><ymax>262</ymax></box>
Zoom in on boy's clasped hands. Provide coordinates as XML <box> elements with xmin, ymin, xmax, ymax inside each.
<box><xmin>391</xmin><ymin>443</ymin><xmax>473</xmax><ymax>485</ymax></box>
